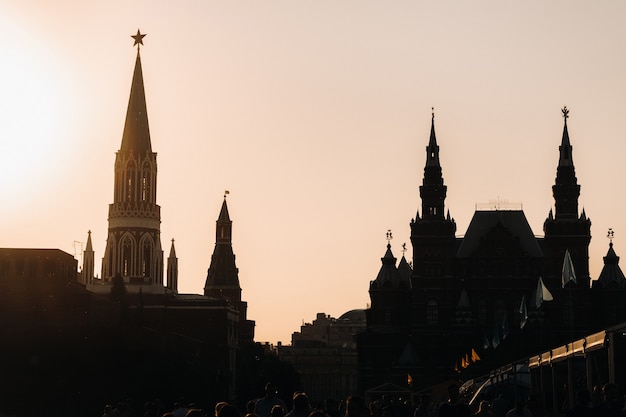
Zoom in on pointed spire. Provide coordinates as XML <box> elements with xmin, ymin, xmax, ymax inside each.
<box><xmin>85</xmin><ymin>230</ymin><xmax>93</xmax><ymax>252</ymax></box>
<box><xmin>168</xmin><ymin>238</ymin><xmax>177</xmax><ymax>258</ymax></box>
<box><xmin>166</xmin><ymin>238</ymin><xmax>178</xmax><ymax>293</ymax></box>
<box><xmin>595</xmin><ymin>229</ymin><xmax>626</xmax><ymax>288</ymax></box>
<box><xmin>426</xmin><ymin>108</ymin><xmax>441</xmax><ymax>168</ymax></box>
<box><xmin>120</xmin><ymin>31</ymin><xmax>152</xmax><ymax>154</ymax></box>
<box><xmin>419</xmin><ymin>109</ymin><xmax>449</xmax><ymax>221</ymax></box>
<box><xmin>205</xmin><ymin>196</ymin><xmax>241</xmax><ymax>300</ymax></box>
<box><xmin>558</xmin><ymin>106</ymin><xmax>573</xmax><ymax>167</ymax></box>
<box><xmin>82</xmin><ymin>230</ymin><xmax>95</xmax><ymax>285</ymax></box>
<box><xmin>217</xmin><ymin>195</ymin><xmax>232</xmax><ymax>244</ymax></box>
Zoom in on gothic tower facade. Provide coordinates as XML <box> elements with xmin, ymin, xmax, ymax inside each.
<box><xmin>101</xmin><ymin>35</ymin><xmax>164</xmax><ymax>292</ymax></box>
<box><xmin>543</xmin><ymin>107</ymin><xmax>592</xmax><ymax>290</ymax></box>
<box><xmin>410</xmin><ymin>112</ymin><xmax>457</xmax><ymax>288</ymax></box>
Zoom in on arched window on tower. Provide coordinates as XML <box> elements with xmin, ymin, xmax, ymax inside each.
<box><xmin>122</xmin><ymin>238</ymin><xmax>132</xmax><ymax>276</ymax></box>
<box><xmin>142</xmin><ymin>241</ymin><xmax>152</xmax><ymax>277</ymax></box>
<box><xmin>125</xmin><ymin>162</ymin><xmax>136</xmax><ymax>202</ymax></box>
<box><xmin>427</xmin><ymin>299</ymin><xmax>439</xmax><ymax>325</ymax></box>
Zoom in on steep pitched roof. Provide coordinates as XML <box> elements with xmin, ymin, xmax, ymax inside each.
<box><xmin>594</xmin><ymin>243</ymin><xmax>626</xmax><ymax>288</ymax></box>
<box><xmin>456</xmin><ymin>210</ymin><xmax>543</xmax><ymax>258</ymax></box>
<box><xmin>120</xmin><ymin>50</ymin><xmax>152</xmax><ymax>154</ymax></box>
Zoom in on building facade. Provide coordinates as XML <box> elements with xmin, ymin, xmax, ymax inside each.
<box><xmin>279</xmin><ymin>311</ymin><xmax>366</xmax><ymax>404</ymax></box>
<box><xmin>358</xmin><ymin>109</ymin><xmax>626</xmax><ymax>394</ymax></box>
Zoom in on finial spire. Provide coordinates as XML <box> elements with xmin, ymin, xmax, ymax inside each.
<box><xmin>608</xmin><ymin>228</ymin><xmax>615</xmax><ymax>245</ymax></box>
<box><xmin>224</xmin><ymin>190</ymin><xmax>230</xmax><ymax>199</ymax></box>
<box><xmin>386</xmin><ymin>229</ymin><xmax>393</xmax><ymax>246</ymax></box>
<box><xmin>562</xmin><ymin>106</ymin><xmax>569</xmax><ymax>123</ymax></box>
<box><xmin>132</xmin><ymin>29</ymin><xmax>146</xmax><ymax>50</ymax></box>
<box><xmin>431</xmin><ymin>107</ymin><xmax>435</xmax><ymax>121</ymax></box>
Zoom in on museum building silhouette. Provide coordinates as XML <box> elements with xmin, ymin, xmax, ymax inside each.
<box><xmin>357</xmin><ymin>109</ymin><xmax>626</xmax><ymax>393</ymax></box>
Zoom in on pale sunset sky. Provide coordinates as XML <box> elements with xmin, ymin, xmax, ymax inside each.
<box><xmin>1</xmin><ymin>1</ymin><xmax>626</xmax><ymax>344</ymax></box>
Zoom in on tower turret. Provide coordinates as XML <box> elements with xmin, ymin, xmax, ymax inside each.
<box><xmin>204</xmin><ymin>194</ymin><xmax>255</xmax><ymax>343</ymax></box>
<box><xmin>543</xmin><ymin>107</ymin><xmax>591</xmax><ymax>289</ymax></box>
<box><xmin>167</xmin><ymin>239</ymin><xmax>178</xmax><ymax>293</ymax></box>
<box><xmin>101</xmin><ymin>31</ymin><xmax>164</xmax><ymax>292</ymax></box>
<box><xmin>410</xmin><ymin>110</ymin><xmax>457</xmax><ymax>286</ymax></box>
<box><xmin>82</xmin><ymin>230</ymin><xmax>95</xmax><ymax>285</ymax></box>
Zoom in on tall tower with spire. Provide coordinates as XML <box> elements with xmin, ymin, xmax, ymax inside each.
<box><xmin>543</xmin><ymin>107</ymin><xmax>591</xmax><ymax>289</ymax></box>
<box><xmin>205</xmin><ymin>194</ymin><xmax>255</xmax><ymax>344</ymax></box>
<box><xmin>100</xmin><ymin>31</ymin><xmax>164</xmax><ymax>292</ymax></box>
<box><xmin>410</xmin><ymin>111</ymin><xmax>457</xmax><ymax>287</ymax></box>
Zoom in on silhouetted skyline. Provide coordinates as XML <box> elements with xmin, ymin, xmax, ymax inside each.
<box><xmin>1</xmin><ymin>1</ymin><xmax>626</xmax><ymax>344</ymax></box>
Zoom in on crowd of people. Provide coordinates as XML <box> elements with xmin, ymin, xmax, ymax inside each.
<box><xmin>101</xmin><ymin>381</ymin><xmax>626</xmax><ymax>417</ymax></box>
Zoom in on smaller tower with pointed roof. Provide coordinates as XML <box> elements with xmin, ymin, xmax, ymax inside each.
<box><xmin>367</xmin><ymin>233</ymin><xmax>411</xmax><ymax>332</ymax></box>
<box><xmin>82</xmin><ymin>230</ymin><xmax>95</xmax><ymax>285</ymax></box>
<box><xmin>204</xmin><ymin>194</ymin><xmax>255</xmax><ymax>344</ymax></box>
<box><xmin>167</xmin><ymin>239</ymin><xmax>178</xmax><ymax>293</ymax></box>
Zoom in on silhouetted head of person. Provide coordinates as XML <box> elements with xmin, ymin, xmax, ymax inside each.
<box><xmin>219</xmin><ymin>404</ymin><xmax>241</xmax><ymax>417</ymax></box>
<box><xmin>292</xmin><ymin>393</ymin><xmax>310</xmax><ymax>412</ymax></box>
<box><xmin>345</xmin><ymin>396</ymin><xmax>365</xmax><ymax>417</ymax></box>
<box><xmin>216</xmin><ymin>402</ymin><xmax>229</xmax><ymax>417</ymax></box>
<box><xmin>265</xmin><ymin>383</ymin><xmax>279</xmax><ymax>399</ymax></box>
<box><xmin>187</xmin><ymin>410</ymin><xmax>204</xmax><ymax>417</ymax></box>
<box><xmin>309</xmin><ymin>411</ymin><xmax>330</xmax><ymax>417</ymax></box>
<box><xmin>271</xmin><ymin>405</ymin><xmax>285</xmax><ymax>417</ymax></box>
<box><xmin>603</xmin><ymin>383</ymin><xmax>618</xmax><ymax>404</ymax></box>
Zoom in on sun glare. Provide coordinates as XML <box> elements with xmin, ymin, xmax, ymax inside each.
<box><xmin>0</xmin><ymin>23</ymin><xmax>66</xmax><ymax>207</ymax></box>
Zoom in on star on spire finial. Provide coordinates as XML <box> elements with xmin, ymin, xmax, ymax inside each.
<box><xmin>562</xmin><ymin>106</ymin><xmax>569</xmax><ymax>121</ymax></box>
<box><xmin>132</xmin><ymin>29</ymin><xmax>146</xmax><ymax>49</ymax></box>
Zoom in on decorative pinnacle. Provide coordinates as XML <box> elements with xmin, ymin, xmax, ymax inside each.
<box><xmin>562</xmin><ymin>106</ymin><xmax>569</xmax><ymax>121</ymax></box>
<box><xmin>432</xmin><ymin>107</ymin><xmax>435</xmax><ymax>121</ymax></box>
<box><xmin>132</xmin><ymin>29</ymin><xmax>146</xmax><ymax>50</ymax></box>
<box><xmin>608</xmin><ymin>228</ymin><xmax>614</xmax><ymax>244</ymax></box>
<box><xmin>386</xmin><ymin>230</ymin><xmax>393</xmax><ymax>242</ymax></box>
<box><xmin>401</xmin><ymin>242</ymin><xmax>407</xmax><ymax>254</ymax></box>
<box><xmin>224</xmin><ymin>190</ymin><xmax>230</xmax><ymax>199</ymax></box>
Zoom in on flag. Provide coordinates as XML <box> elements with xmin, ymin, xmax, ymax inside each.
<box><xmin>536</xmin><ymin>276</ymin><xmax>554</xmax><ymax>309</ymax></box>
<box><xmin>471</xmin><ymin>348</ymin><xmax>481</xmax><ymax>362</ymax></box>
<box><xmin>492</xmin><ymin>323</ymin><xmax>500</xmax><ymax>349</ymax></box>
<box><xmin>519</xmin><ymin>295</ymin><xmax>528</xmax><ymax>329</ymax></box>
<box><xmin>502</xmin><ymin>312</ymin><xmax>510</xmax><ymax>340</ymax></box>
<box><xmin>461</xmin><ymin>356</ymin><xmax>467</xmax><ymax>368</ymax></box>
<box><xmin>562</xmin><ymin>249</ymin><xmax>577</xmax><ymax>288</ymax></box>
<box><xmin>407</xmin><ymin>374</ymin><xmax>413</xmax><ymax>386</ymax></box>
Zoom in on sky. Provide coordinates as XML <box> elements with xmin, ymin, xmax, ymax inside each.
<box><xmin>1</xmin><ymin>1</ymin><xmax>626</xmax><ymax>345</ymax></box>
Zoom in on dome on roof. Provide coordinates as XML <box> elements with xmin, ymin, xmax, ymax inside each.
<box><xmin>338</xmin><ymin>309</ymin><xmax>366</xmax><ymax>323</ymax></box>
